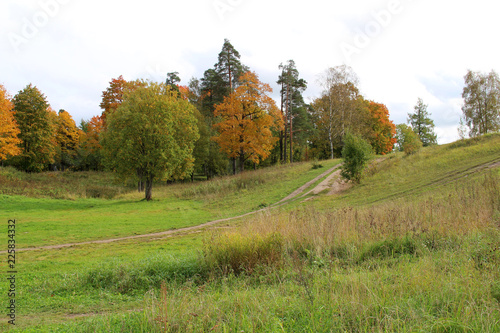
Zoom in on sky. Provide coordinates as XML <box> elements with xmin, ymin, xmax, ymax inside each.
<box><xmin>1</xmin><ymin>0</ymin><xmax>499</xmax><ymax>144</ymax></box>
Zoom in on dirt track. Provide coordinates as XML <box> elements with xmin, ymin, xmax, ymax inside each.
<box><xmin>11</xmin><ymin>164</ymin><xmax>342</xmax><ymax>253</ymax></box>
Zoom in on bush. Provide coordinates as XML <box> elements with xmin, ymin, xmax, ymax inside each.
<box><xmin>396</xmin><ymin>124</ymin><xmax>423</xmax><ymax>155</ymax></box>
<box><xmin>311</xmin><ymin>159</ymin><xmax>323</xmax><ymax>170</ymax></box>
<box><xmin>340</xmin><ymin>132</ymin><xmax>372</xmax><ymax>183</ymax></box>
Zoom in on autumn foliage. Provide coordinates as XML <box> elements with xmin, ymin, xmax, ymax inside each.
<box><xmin>81</xmin><ymin>115</ymin><xmax>104</xmax><ymax>154</ymax></box>
<box><xmin>0</xmin><ymin>41</ymin><xmax>402</xmax><ymax>176</ymax></box>
<box><xmin>0</xmin><ymin>85</ymin><xmax>21</xmax><ymax>161</ymax></box>
<box><xmin>54</xmin><ymin>110</ymin><xmax>82</xmax><ymax>170</ymax></box>
<box><xmin>213</xmin><ymin>72</ymin><xmax>284</xmax><ymax>172</ymax></box>
<box><xmin>367</xmin><ymin>101</ymin><xmax>397</xmax><ymax>155</ymax></box>
<box><xmin>100</xmin><ymin>76</ymin><xmax>127</xmax><ymax>121</ymax></box>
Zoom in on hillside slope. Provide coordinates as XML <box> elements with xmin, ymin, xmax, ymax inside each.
<box><xmin>1</xmin><ymin>135</ymin><xmax>499</xmax><ymax>332</ymax></box>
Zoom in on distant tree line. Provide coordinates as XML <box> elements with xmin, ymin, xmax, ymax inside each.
<box><xmin>1</xmin><ymin>39</ymin><xmax>498</xmax><ymax>199</ymax></box>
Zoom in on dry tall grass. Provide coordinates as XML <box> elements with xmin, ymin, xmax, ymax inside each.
<box><xmin>205</xmin><ymin>171</ymin><xmax>500</xmax><ymax>268</ymax></box>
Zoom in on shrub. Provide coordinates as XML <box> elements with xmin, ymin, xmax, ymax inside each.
<box><xmin>340</xmin><ymin>132</ymin><xmax>372</xmax><ymax>183</ymax></box>
<box><xmin>311</xmin><ymin>159</ymin><xmax>323</xmax><ymax>170</ymax></box>
<box><xmin>396</xmin><ymin>124</ymin><xmax>423</xmax><ymax>155</ymax></box>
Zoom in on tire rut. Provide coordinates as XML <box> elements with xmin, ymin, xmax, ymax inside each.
<box><xmin>9</xmin><ymin>164</ymin><xmax>342</xmax><ymax>253</ymax></box>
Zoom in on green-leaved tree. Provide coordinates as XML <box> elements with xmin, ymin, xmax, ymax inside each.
<box><xmin>462</xmin><ymin>69</ymin><xmax>500</xmax><ymax>137</ymax></box>
<box><xmin>101</xmin><ymin>81</ymin><xmax>199</xmax><ymax>201</ymax></box>
<box><xmin>12</xmin><ymin>84</ymin><xmax>55</xmax><ymax>172</ymax></box>
<box><xmin>340</xmin><ymin>132</ymin><xmax>372</xmax><ymax>183</ymax></box>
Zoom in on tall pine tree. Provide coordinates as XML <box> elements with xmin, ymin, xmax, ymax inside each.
<box><xmin>215</xmin><ymin>39</ymin><xmax>249</xmax><ymax>93</ymax></box>
<box><xmin>277</xmin><ymin>60</ymin><xmax>308</xmax><ymax>163</ymax></box>
<box><xmin>199</xmin><ymin>39</ymin><xmax>250</xmax><ymax>175</ymax></box>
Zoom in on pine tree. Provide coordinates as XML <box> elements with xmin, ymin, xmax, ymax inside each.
<box><xmin>199</xmin><ymin>39</ymin><xmax>250</xmax><ymax>175</ymax></box>
<box><xmin>408</xmin><ymin>98</ymin><xmax>437</xmax><ymax>146</ymax></box>
<box><xmin>215</xmin><ymin>39</ymin><xmax>249</xmax><ymax>92</ymax></box>
<box><xmin>277</xmin><ymin>60</ymin><xmax>308</xmax><ymax>163</ymax></box>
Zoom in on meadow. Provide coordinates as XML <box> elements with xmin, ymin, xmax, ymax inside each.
<box><xmin>0</xmin><ymin>134</ymin><xmax>499</xmax><ymax>332</ymax></box>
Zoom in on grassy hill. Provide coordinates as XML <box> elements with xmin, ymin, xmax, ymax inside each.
<box><xmin>1</xmin><ymin>134</ymin><xmax>499</xmax><ymax>332</ymax></box>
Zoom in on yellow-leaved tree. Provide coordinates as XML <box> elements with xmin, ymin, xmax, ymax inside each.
<box><xmin>213</xmin><ymin>71</ymin><xmax>284</xmax><ymax>174</ymax></box>
<box><xmin>54</xmin><ymin>109</ymin><xmax>83</xmax><ymax>170</ymax></box>
<box><xmin>0</xmin><ymin>85</ymin><xmax>21</xmax><ymax>163</ymax></box>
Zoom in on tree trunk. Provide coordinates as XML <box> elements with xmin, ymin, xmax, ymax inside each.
<box><xmin>232</xmin><ymin>157</ymin><xmax>236</xmax><ymax>175</ymax></box>
<box><xmin>283</xmin><ymin>124</ymin><xmax>288</xmax><ymax>163</ymax></box>
<box><xmin>285</xmin><ymin>82</ymin><xmax>291</xmax><ymax>163</ymax></box>
<box><xmin>280</xmin><ymin>81</ymin><xmax>284</xmax><ymax>162</ymax></box>
<box><xmin>289</xmin><ymin>102</ymin><xmax>293</xmax><ymax>163</ymax></box>
<box><xmin>239</xmin><ymin>149</ymin><xmax>245</xmax><ymax>173</ymax></box>
<box><xmin>137</xmin><ymin>169</ymin><xmax>145</xmax><ymax>192</ymax></box>
<box><xmin>145</xmin><ymin>177</ymin><xmax>153</xmax><ymax>201</ymax></box>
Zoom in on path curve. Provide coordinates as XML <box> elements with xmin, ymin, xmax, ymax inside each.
<box><xmin>10</xmin><ymin>164</ymin><xmax>342</xmax><ymax>253</ymax></box>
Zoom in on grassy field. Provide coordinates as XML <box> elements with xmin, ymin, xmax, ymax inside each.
<box><xmin>0</xmin><ymin>159</ymin><xmax>340</xmax><ymax>248</ymax></box>
<box><xmin>1</xmin><ymin>134</ymin><xmax>500</xmax><ymax>332</ymax></box>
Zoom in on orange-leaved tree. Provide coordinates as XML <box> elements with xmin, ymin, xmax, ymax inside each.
<box><xmin>100</xmin><ymin>76</ymin><xmax>145</xmax><ymax>127</ymax></box>
<box><xmin>0</xmin><ymin>85</ymin><xmax>21</xmax><ymax>162</ymax></box>
<box><xmin>213</xmin><ymin>71</ymin><xmax>284</xmax><ymax>174</ymax></box>
<box><xmin>81</xmin><ymin>115</ymin><xmax>104</xmax><ymax>153</ymax></box>
<box><xmin>100</xmin><ymin>75</ymin><xmax>128</xmax><ymax>124</ymax></box>
<box><xmin>367</xmin><ymin>101</ymin><xmax>397</xmax><ymax>155</ymax></box>
<box><xmin>77</xmin><ymin>115</ymin><xmax>105</xmax><ymax>170</ymax></box>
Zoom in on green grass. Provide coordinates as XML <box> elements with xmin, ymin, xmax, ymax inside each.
<box><xmin>1</xmin><ymin>135</ymin><xmax>500</xmax><ymax>332</ymax></box>
<box><xmin>0</xmin><ymin>159</ymin><xmax>340</xmax><ymax>248</ymax></box>
<box><xmin>0</xmin><ymin>159</ymin><xmax>342</xmax><ymax>331</ymax></box>
<box><xmin>314</xmin><ymin>133</ymin><xmax>500</xmax><ymax>207</ymax></box>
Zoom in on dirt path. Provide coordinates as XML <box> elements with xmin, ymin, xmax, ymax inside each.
<box><xmin>272</xmin><ymin>164</ymin><xmax>342</xmax><ymax>204</ymax></box>
<box><xmin>16</xmin><ymin>157</ymin><xmax>499</xmax><ymax>253</ymax></box>
<box><xmin>11</xmin><ymin>164</ymin><xmax>342</xmax><ymax>253</ymax></box>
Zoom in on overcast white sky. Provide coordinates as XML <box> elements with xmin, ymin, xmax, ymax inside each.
<box><xmin>2</xmin><ymin>0</ymin><xmax>499</xmax><ymax>144</ymax></box>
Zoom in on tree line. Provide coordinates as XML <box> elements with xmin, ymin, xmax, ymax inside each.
<box><xmin>1</xmin><ymin>39</ymin><xmax>499</xmax><ymax>199</ymax></box>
